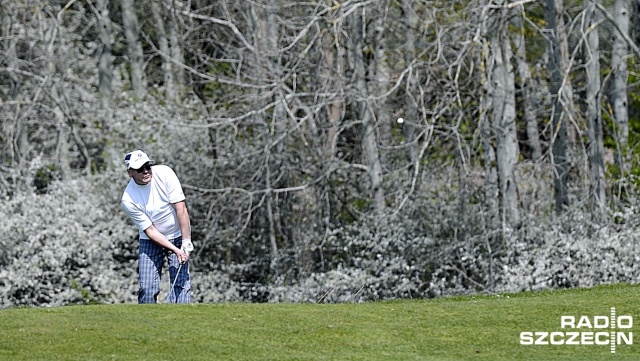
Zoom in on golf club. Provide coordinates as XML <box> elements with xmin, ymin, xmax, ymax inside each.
<box><xmin>167</xmin><ymin>239</ymin><xmax>193</xmax><ymax>303</ymax></box>
<box><xmin>167</xmin><ymin>261</ymin><xmax>184</xmax><ymax>303</ymax></box>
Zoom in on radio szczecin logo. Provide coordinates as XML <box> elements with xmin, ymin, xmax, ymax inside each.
<box><xmin>520</xmin><ymin>308</ymin><xmax>633</xmax><ymax>353</ymax></box>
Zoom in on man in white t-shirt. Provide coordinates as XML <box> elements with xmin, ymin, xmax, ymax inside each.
<box><xmin>121</xmin><ymin>149</ymin><xmax>193</xmax><ymax>303</ymax></box>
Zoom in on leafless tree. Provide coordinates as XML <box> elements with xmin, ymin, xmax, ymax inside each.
<box><xmin>610</xmin><ymin>0</ymin><xmax>630</xmax><ymax>185</ymax></box>
<box><xmin>489</xmin><ymin>2</ymin><xmax>520</xmax><ymax>228</ymax></box>
<box><xmin>150</xmin><ymin>1</ymin><xmax>177</xmax><ymax>101</ymax></box>
<box><xmin>545</xmin><ymin>0</ymin><xmax>571</xmax><ymax>213</ymax></box>
<box><xmin>583</xmin><ymin>0</ymin><xmax>606</xmax><ymax>222</ymax></box>
<box><xmin>347</xmin><ymin>6</ymin><xmax>385</xmax><ymax>214</ymax></box>
<box><xmin>120</xmin><ymin>0</ymin><xmax>146</xmax><ymax>98</ymax></box>
<box><xmin>512</xmin><ymin>3</ymin><xmax>542</xmax><ymax>161</ymax></box>
<box><xmin>94</xmin><ymin>0</ymin><xmax>113</xmax><ymax>106</ymax></box>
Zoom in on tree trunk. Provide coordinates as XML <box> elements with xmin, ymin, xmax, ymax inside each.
<box><xmin>583</xmin><ymin>0</ymin><xmax>606</xmax><ymax>222</ymax></box>
<box><xmin>320</xmin><ymin>20</ymin><xmax>344</xmax><ymax>160</ymax></box>
<box><xmin>490</xmin><ymin>4</ymin><xmax>520</xmax><ymax>228</ymax></box>
<box><xmin>512</xmin><ymin>5</ymin><xmax>542</xmax><ymax>160</ymax></box>
<box><xmin>611</xmin><ymin>0</ymin><xmax>630</xmax><ymax>180</ymax></box>
<box><xmin>168</xmin><ymin>1</ymin><xmax>185</xmax><ymax>94</ymax></box>
<box><xmin>320</xmin><ymin>0</ymin><xmax>346</xmax><ymax>161</ymax></box>
<box><xmin>250</xmin><ymin>0</ymin><xmax>282</xmax><ymax>264</ymax></box>
<box><xmin>373</xmin><ymin>2</ymin><xmax>391</xmax><ymax>153</ymax></box>
<box><xmin>43</xmin><ymin>15</ymin><xmax>71</xmax><ymax>179</ymax></box>
<box><xmin>1</xmin><ymin>5</ymin><xmax>24</xmax><ymax>166</ymax></box>
<box><xmin>480</xmin><ymin>39</ymin><xmax>500</xmax><ymax>238</ymax></box>
<box><xmin>96</xmin><ymin>0</ymin><xmax>113</xmax><ymax>106</ymax></box>
<box><xmin>151</xmin><ymin>1</ymin><xmax>177</xmax><ymax>101</ymax></box>
<box><xmin>545</xmin><ymin>0</ymin><xmax>569</xmax><ymax>213</ymax></box>
<box><xmin>349</xmin><ymin>9</ymin><xmax>385</xmax><ymax>214</ymax></box>
<box><xmin>120</xmin><ymin>0</ymin><xmax>146</xmax><ymax>98</ymax></box>
<box><xmin>401</xmin><ymin>0</ymin><xmax>419</xmax><ymax>167</ymax></box>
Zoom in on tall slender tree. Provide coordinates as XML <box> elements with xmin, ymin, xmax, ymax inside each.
<box><xmin>490</xmin><ymin>2</ymin><xmax>520</xmax><ymax>228</ymax></box>
<box><xmin>1</xmin><ymin>3</ymin><xmax>25</xmax><ymax>167</ymax></box>
<box><xmin>372</xmin><ymin>1</ymin><xmax>391</xmax><ymax>151</ymax></box>
<box><xmin>120</xmin><ymin>0</ymin><xmax>146</xmax><ymax>98</ymax></box>
<box><xmin>348</xmin><ymin>7</ymin><xmax>385</xmax><ymax>214</ymax></box>
<box><xmin>151</xmin><ymin>1</ymin><xmax>177</xmax><ymax>101</ymax></box>
<box><xmin>319</xmin><ymin>12</ymin><xmax>344</xmax><ymax>160</ymax></box>
<box><xmin>479</xmin><ymin>27</ymin><xmax>500</xmax><ymax>241</ymax></box>
<box><xmin>401</xmin><ymin>0</ymin><xmax>419</xmax><ymax>167</ymax></box>
<box><xmin>42</xmin><ymin>7</ymin><xmax>71</xmax><ymax>178</ymax></box>
<box><xmin>583</xmin><ymin>0</ymin><xmax>606</xmax><ymax>222</ymax></box>
<box><xmin>611</xmin><ymin>0</ymin><xmax>630</xmax><ymax>186</ymax></box>
<box><xmin>545</xmin><ymin>0</ymin><xmax>570</xmax><ymax>213</ymax></box>
<box><xmin>95</xmin><ymin>0</ymin><xmax>113</xmax><ymax>106</ymax></box>
<box><xmin>512</xmin><ymin>4</ymin><xmax>542</xmax><ymax>160</ymax></box>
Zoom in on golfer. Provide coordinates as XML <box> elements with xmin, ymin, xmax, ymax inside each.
<box><xmin>121</xmin><ymin>150</ymin><xmax>193</xmax><ymax>303</ymax></box>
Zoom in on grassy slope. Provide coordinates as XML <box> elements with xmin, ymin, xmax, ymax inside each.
<box><xmin>0</xmin><ymin>284</ymin><xmax>639</xmax><ymax>361</ymax></box>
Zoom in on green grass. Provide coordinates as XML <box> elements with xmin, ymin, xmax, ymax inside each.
<box><xmin>1</xmin><ymin>284</ymin><xmax>640</xmax><ymax>360</ymax></box>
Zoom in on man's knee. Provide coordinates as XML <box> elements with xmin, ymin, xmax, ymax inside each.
<box><xmin>138</xmin><ymin>285</ymin><xmax>160</xmax><ymax>303</ymax></box>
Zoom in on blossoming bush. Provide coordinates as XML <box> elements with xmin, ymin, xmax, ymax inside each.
<box><xmin>428</xmin><ymin>207</ymin><xmax>640</xmax><ymax>297</ymax></box>
<box><xmin>0</xmin><ymin>166</ymin><xmax>139</xmax><ymax>307</ymax></box>
<box><xmin>2</xmin><ymin>155</ymin><xmax>640</xmax><ymax>307</ymax></box>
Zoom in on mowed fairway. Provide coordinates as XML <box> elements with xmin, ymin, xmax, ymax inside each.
<box><xmin>1</xmin><ymin>284</ymin><xmax>640</xmax><ymax>361</ymax></box>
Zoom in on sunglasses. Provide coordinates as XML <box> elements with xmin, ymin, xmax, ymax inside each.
<box><xmin>133</xmin><ymin>163</ymin><xmax>152</xmax><ymax>173</ymax></box>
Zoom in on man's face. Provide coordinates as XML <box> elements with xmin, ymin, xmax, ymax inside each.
<box><xmin>128</xmin><ymin>162</ymin><xmax>153</xmax><ymax>185</ymax></box>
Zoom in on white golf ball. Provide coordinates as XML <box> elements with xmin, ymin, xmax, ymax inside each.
<box><xmin>397</xmin><ymin>117</ymin><xmax>404</xmax><ymax>124</ymax></box>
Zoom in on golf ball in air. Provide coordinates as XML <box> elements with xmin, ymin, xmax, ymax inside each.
<box><xmin>397</xmin><ymin>117</ymin><xmax>404</xmax><ymax>124</ymax></box>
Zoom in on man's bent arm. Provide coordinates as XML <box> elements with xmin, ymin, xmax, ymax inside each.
<box><xmin>144</xmin><ymin>225</ymin><xmax>188</xmax><ymax>262</ymax></box>
<box><xmin>172</xmin><ymin>201</ymin><xmax>191</xmax><ymax>240</ymax></box>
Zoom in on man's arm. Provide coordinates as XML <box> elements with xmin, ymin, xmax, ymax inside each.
<box><xmin>172</xmin><ymin>200</ymin><xmax>191</xmax><ymax>241</ymax></box>
<box><xmin>144</xmin><ymin>225</ymin><xmax>189</xmax><ymax>263</ymax></box>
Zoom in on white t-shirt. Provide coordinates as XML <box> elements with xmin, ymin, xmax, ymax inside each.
<box><xmin>121</xmin><ymin>165</ymin><xmax>186</xmax><ymax>240</ymax></box>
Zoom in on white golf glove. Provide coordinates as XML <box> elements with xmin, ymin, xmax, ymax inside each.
<box><xmin>181</xmin><ymin>238</ymin><xmax>194</xmax><ymax>255</ymax></box>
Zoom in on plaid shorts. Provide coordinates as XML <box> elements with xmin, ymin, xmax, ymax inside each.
<box><xmin>138</xmin><ymin>237</ymin><xmax>191</xmax><ymax>304</ymax></box>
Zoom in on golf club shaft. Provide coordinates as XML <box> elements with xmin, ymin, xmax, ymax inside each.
<box><xmin>167</xmin><ymin>262</ymin><xmax>184</xmax><ymax>303</ymax></box>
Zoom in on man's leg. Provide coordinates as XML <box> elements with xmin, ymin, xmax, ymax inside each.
<box><xmin>168</xmin><ymin>238</ymin><xmax>191</xmax><ymax>303</ymax></box>
<box><xmin>138</xmin><ymin>238</ymin><xmax>164</xmax><ymax>304</ymax></box>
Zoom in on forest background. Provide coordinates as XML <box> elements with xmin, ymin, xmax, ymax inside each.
<box><xmin>2</xmin><ymin>0</ymin><xmax>640</xmax><ymax>307</ymax></box>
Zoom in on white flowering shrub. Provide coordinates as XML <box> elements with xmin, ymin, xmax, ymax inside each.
<box><xmin>191</xmin><ymin>270</ymin><xmax>241</xmax><ymax>303</ymax></box>
<box><xmin>269</xmin><ymin>268</ymin><xmax>374</xmax><ymax>303</ymax></box>
<box><xmin>3</xmin><ymin>98</ymin><xmax>640</xmax><ymax>307</ymax></box>
<box><xmin>4</xmin><ymin>153</ymin><xmax>640</xmax><ymax>307</ymax></box>
<box><xmin>428</xmin><ymin>207</ymin><xmax>640</xmax><ymax>297</ymax></box>
<box><xmin>0</xmin><ymin>167</ymin><xmax>138</xmax><ymax>307</ymax></box>
<box><xmin>266</xmin><ymin>208</ymin><xmax>437</xmax><ymax>302</ymax></box>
